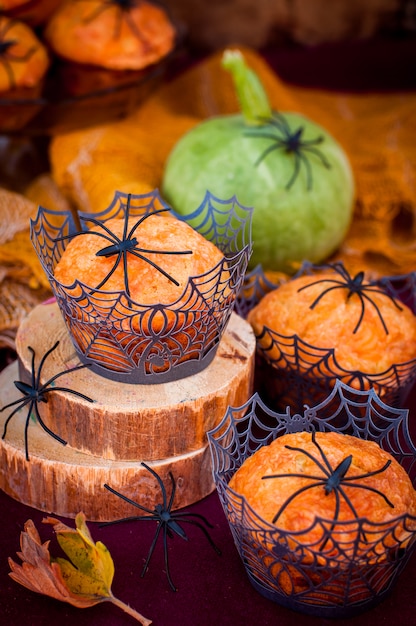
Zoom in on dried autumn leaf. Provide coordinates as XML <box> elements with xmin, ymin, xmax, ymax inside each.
<box><xmin>9</xmin><ymin>513</ymin><xmax>152</xmax><ymax>625</ymax></box>
<box><xmin>44</xmin><ymin>512</ymin><xmax>115</xmax><ymax>601</ymax></box>
<box><xmin>8</xmin><ymin>518</ymin><xmax>80</xmax><ymax>604</ymax></box>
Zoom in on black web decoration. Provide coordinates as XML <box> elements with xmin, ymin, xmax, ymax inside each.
<box><xmin>101</xmin><ymin>463</ymin><xmax>221</xmax><ymax>591</ymax></box>
<box><xmin>176</xmin><ymin>190</ymin><xmax>253</xmax><ymax>256</ymax></box>
<box><xmin>297</xmin><ymin>262</ymin><xmax>403</xmax><ymax>334</ymax></box>
<box><xmin>0</xmin><ymin>17</ymin><xmax>37</xmax><ymax>90</ymax></box>
<box><xmin>253</xmin><ymin>325</ymin><xmax>416</xmax><ymax>416</ymax></box>
<box><xmin>245</xmin><ymin>112</ymin><xmax>331</xmax><ymax>190</ymax></box>
<box><xmin>31</xmin><ymin>189</ymin><xmax>252</xmax><ymax>384</ymax></box>
<box><xmin>207</xmin><ymin>380</ymin><xmax>416</xmax><ymax>618</ymax></box>
<box><xmin>54</xmin><ymin>193</ymin><xmax>193</xmax><ymax>301</ymax></box>
<box><xmin>0</xmin><ymin>341</ymin><xmax>94</xmax><ymax>461</ymax></box>
<box><xmin>235</xmin><ymin>264</ymin><xmax>283</xmax><ymax>318</ymax></box>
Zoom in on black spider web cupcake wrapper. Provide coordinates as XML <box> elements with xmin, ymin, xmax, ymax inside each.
<box><xmin>30</xmin><ymin>189</ymin><xmax>252</xmax><ymax>383</ymax></box>
<box><xmin>254</xmin><ymin>326</ymin><xmax>416</xmax><ymax>414</ymax></box>
<box><xmin>207</xmin><ymin>380</ymin><xmax>416</xmax><ymax>618</ymax></box>
<box><xmin>243</xmin><ymin>262</ymin><xmax>416</xmax><ymax>412</ymax></box>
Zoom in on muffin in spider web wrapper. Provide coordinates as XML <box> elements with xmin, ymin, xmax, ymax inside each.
<box><xmin>247</xmin><ymin>263</ymin><xmax>416</xmax><ymax>413</ymax></box>
<box><xmin>43</xmin><ymin>0</ymin><xmax>176</xmax><ymax>70</ymax></box>
<box><xmin>30</xmin><ymin>189</ymin><xmax>252</xmax><ymax>383</ymax></box>
<box><xmin>208</xmin><ymin>380</ymin><xmax>416</xmax><ymax>618</ymax></box>
<box><xmin>0</xmin><ymin>15</ymin><xmax>49</xmax><ymax>93</ymax></box>
<box><xmin>0</xmin><ymin>15</ymin><xmax>50</xmax><ymax>129</ymax></box>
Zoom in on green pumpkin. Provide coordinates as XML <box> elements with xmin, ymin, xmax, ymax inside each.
<box><xmin>162</xmin><ymin>50</ymin><xmax>355</xmax><ymax>274</ymax></box>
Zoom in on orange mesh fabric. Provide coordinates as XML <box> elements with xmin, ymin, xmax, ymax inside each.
<box><xmin>49</xmin><ymin>46</ymin><xmax>416</xmax><ymax>278</ymax></box>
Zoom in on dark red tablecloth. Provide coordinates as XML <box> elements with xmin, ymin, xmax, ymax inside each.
<box><xmin>1</xmin><ymin>384</ymin><xmax>416</xmax><ymax>626</ymax></box>
<box><xmin>1</xmin><ymin>36</ymin><xmax>416</xmax><ymax>625</ymax></box>
<box><xmin>1</xmin><ymin>461</ymin><xmax>416</xmax><ymax>626</ymax></box>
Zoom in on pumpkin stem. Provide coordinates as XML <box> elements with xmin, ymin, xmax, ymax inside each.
<box><xmin>222</xmin><ymin>49</ymin><xmax>272</xmax><ymax>127</ymax></box>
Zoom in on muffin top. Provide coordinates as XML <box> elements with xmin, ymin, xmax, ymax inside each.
<box><xmin>229</xmin><ymin>431</ymin><xmax>416</xmax><ymax>532</ymax></box>
<box><xmin>0</xmin><ymin>16</ymin><xmax>49</xmax><ymax>91</ymax></box>
<box><xmin>248</xmin><ymin>270</ymin><xmax>416</xmax><ymax>373</ymax></box>
<box><xmin>54</xmin><ymin>212</ymin><xmax>224</xmax><ymax>306</ymax></box>
<box><xmin>44</xmin><ymin>0</ymin><xmax>176</xmax><ymax>70</ymax></box>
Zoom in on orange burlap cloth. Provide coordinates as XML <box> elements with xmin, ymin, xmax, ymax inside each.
<box><xmin>48</xmin><ymin>47</ymin><xmax>416</xmax><ymax>279</ymax></box>
<box><xmin>0</xmin><ymin>185</ymin><xmax>54</xmax><ymax>348</ymax></box>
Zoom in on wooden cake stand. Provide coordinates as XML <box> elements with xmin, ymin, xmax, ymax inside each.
<box><xmin>0</xmin><ymin>302</ymin><xmax>255</xmax><ymax>521</ymax></box>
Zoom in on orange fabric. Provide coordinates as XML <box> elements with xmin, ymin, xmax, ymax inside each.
<box><xmin>49</xmin><ymin>46</ymin><xmax>416</xmax><ymax>277</ymax></box>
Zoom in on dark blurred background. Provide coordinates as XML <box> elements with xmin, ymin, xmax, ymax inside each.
<box><xmin>164</xmin><ymin>0</ymin><xmax>416</xmax><ymax>52</ymax></box>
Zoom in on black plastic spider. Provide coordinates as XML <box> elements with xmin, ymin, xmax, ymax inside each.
<box><xmin>102</xmin><ymin>462</ymin><xmax>221</xmax><ymax>591</ymax></box>
<box><xmin>0</xmin><ymin>17</ymin><xmax>37</xmax><ymax>90</ymax></box>
<box><xmin>245</xmin><ymin>112</ymin><xmax>331</xmax><ymax>190</ymax></box>
<box><xmin>262</xmin><ymin>430</ymin><xmax>394</xmax><ymax>536</ymax></box>
<box><xmin>1</xmin><ymin>341</ymin><xmax>94</xmax><ymax>461</ymax></box>
<box><xmin>297</xmin><ymin>263</ymin><xmax>403</xmax><ymax>334</ymax></box>
<box><xmin>54</xmin><ymin>194</ymin><xmax>192</xmax><ymax>301</ymax></box>
<box><xmin>76</xmin><ymin>0</ymin><xmax>146</xmax><ymax>41</ymax></box>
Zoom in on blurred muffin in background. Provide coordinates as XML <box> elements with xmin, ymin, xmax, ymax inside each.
<box><xmin>44</xmin><ymin>0</ymin><xmax>177</xmax><ymax>70</ymax></box>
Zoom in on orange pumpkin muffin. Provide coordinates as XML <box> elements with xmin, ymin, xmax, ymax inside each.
<box><xmin>54</xmin><ymin>212</ymin><xmax>224</xmax><ymax>306</ymax></box>
<box><xmin>0</xmin><ymin>16</ymin><xmax>49</xmax><ymax>92</ymax></box>
<box><xmin>44</xmin><ymin>0</ymin><xmax>176</xmax><ymax>70</ymax></box>
<box><xmin>52</xmin><ymin>210</ymin><xmax>229</xmax><ymax>376</ymax></box>
<box><xmin>248</xmin><ymin>269</ymin><xmax>416</xmax><ymax>376</ymax></box>
<box><xmin>230</xmin><ymin>431</ymin><xmax>416</xmax><ymax>536</ymax></box>
<box><xmin>229</xmin><ymin>431</ymin><xmax>416</xmax><ymax>597</ymax></box>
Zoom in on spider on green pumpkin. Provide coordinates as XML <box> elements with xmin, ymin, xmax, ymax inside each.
<box><xmin>245</xmin><ymin>112</ymin><xmax>331</xmax><ymax>191</ymax></box>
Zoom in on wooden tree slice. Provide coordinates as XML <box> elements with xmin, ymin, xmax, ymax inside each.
<box><xmin>0</xmin><ymin>361</ymin><xmax>215</xmax><ymax>521</ymax></box>
<box><xmin>15</xmin><ymin>302</ymin><xmax>255</xmax><ymax>461</ymax></box>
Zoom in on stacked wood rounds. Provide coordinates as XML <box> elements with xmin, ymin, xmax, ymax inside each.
<box><xmin>0</xmin><ymin>301</ymin><xmax>255</xmax><ymax>520</ymax></box>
